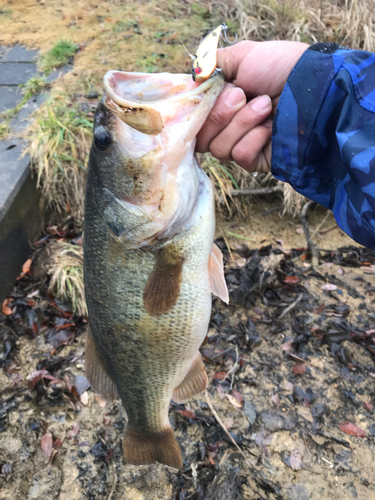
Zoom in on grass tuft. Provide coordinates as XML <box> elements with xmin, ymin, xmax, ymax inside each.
<box><xmin>39</xmin><ymin>40</ymin><xmax>77</xmax><ymax>74</ymax></box>
<box><xmin>40</xmin><ymin>241</ymin><xmax>86</xmax><ymax>316</ymax></box>
<box><xmin>27</xmin><ymin>92</ymin><xmax>93</xmax><ymax>221</ymax></box>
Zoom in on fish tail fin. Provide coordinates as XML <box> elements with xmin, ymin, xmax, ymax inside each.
<box><xmin>123</xmin><ymin>427</ymin><xmax>182</xmax><ymax>469</ymax></box>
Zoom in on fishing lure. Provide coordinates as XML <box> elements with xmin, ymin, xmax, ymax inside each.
<box><xmin>190</xmin><ymin>23</ymin><xmax>237</xmax><ymax>83</ymax></box>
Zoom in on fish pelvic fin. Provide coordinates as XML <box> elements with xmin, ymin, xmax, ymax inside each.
<box><xmin>85</xmin><ymin>327</ymin><xmax>118</xmax><ymax>402</ymax></box>
<box><xmin>172</xmin><ymin>353</ymin><xmax>208</xmax><ymax>403</ymax></box>
<box><xmin>123</xmin><ymin>427</ymin><xmax>182</xmax><ymax>469</ymax></box>
<box><xmin>143</xmin><ymin>246</ymin><xmax>184</xmax><ymax>316</ymax></box>
<box><xmin>209</xmin><ymin>243</ymin><xmax>229</xmax><ymax>304</ymax></box>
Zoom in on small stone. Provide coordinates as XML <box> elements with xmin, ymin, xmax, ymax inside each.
<box><xmin>283</xmin><ymin>411</ymin><xmax>298</xmax><ymax>430</ymax></box>
<box><xmin>286</xmin><ymin>484</ymin><xmax>310</xmax><ymax>500</ymax></box>
<box><xmin>261</xmin><ymin>410</ymin><xmax>284</xmax><ymax>432</ymax></box>
<box><xmin>243</xmin><ymin>399</ymin><xmax>257</xmax><ymax>425</ymax></box>
<box><xmin>312</xmin><ymin>403</ymin><xmax>327</xmax><ymax>420</ymax></box>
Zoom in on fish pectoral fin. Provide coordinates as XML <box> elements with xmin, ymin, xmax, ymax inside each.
<box><xmin>143</xmin><ymin>246</ymin><xmax>184</xmax><ymax>316</ymax></box>
<box><xmin>208</xmin><ymin>243</ymin><xmax>229</xmax><ymax>304</ymax></box>
<box><xmin>85</xmin><ymin>327</ymin><xmax>118</xmax><ymax>402</ymax></box>
<box><xmin>123</xmin><ymin>427</ymin><xmax>182</xmax><ymax>469</ymax></box>
<box><xmin>172</xmin><ymin>353</ymin><xmax>208</xmax><ymax>403</ymax></box>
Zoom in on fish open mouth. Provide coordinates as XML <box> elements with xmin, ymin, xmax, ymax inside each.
<box><xmin>103</xmin><ymin>70</ymin><xmax>224</xmax><ymax>135</ymax></box>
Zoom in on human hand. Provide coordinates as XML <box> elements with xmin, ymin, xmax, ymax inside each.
<box><xmin>196</xmin><ymin>40</ymin><xmax>309</xmax><ymax>172</ymax></box>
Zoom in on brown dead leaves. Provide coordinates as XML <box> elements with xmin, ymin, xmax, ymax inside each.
<box><xmin>338</xmin><ymin>422</ymin><xmax>366</xmax><ymax>438</ymax></box>
<box><xmin>2</xmin><ymin>298</ymin><xmax>13</xmax><ymax>316</ymax></box>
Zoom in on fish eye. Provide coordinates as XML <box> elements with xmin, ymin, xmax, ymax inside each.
<box><xmin>94</xmin><ymin>129</ymin><xmax>112</xmax><ymax>152</ymax></box>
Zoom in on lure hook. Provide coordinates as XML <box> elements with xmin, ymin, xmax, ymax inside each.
<box><xmin>220</xmin><ymin>23</ymin><xmax>238</xmax><ymax>45</ymax></box>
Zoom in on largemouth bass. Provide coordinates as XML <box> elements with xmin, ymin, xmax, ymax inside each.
<box><xmin>84</xmin><ymin>69</ymin><xmax>228</xmax><ymax>469</ymax></box>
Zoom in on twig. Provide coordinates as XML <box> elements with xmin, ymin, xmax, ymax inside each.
<box><xmin>279</xmin><ymin>293</ymin><xmax>303</xmax><ymax>318</ymax></box>
<box><xmin>230</xmin><ymin>187</ymin><xmax>281</xmax><ymax>197</ymax></box>
<box><xmin>300</xmin><ymin>200</ymin><xmax>319</xmax><ymax>267</ymax></box>
<box><xmin>106</xmin><ymin>463</ymin><xmax>117</xmax><ymax>500</ymax></box>
<box><xmin>205</xmin><ymin>390</ymin><xmax>246</xmax><ymax>460</ymax></box>
<box><xmin>223</xmin><ymin>346</ymin><xmax>239</xmax><ymax>390</ymax></box>
<box><xmin>321</xmin><ymin>457</ymin><xmax>334</xmax><ymax>468</ymax></box>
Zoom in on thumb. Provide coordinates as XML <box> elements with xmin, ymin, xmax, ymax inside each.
<box><xmin>216</xmin><ymin>40</ymin><xmax>257</xmax><ymax>83</ymax></box>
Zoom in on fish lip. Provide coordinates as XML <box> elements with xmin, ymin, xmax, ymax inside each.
<box><xmin>103</xmin><ymin>70</ymin><xmax>224</xmax><ymax>110</ymax></box>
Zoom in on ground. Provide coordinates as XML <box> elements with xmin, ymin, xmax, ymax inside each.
<box><xmin>1</xmin><ymin>199</ymin><xmax>375</xmax><ymax>500</ymax></box>
<box><xmin>0</xmin><ymin>0</ymin><xmax>375</xmax><ymax>499</ymax></box>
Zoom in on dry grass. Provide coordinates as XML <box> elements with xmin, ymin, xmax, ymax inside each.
<box><xmin>39</xmin><ymin>241</ymin><xmax>86</xmax><ymax>316</ymax></box>
<box><xmin>27</xmin><ymin>91</ymin><xmax>93</xmax><ymax>221</ymax></box>
<box><xmin>3</xmin><ymin>0</ymin><xmax>375</xmax><ymax>222</ymax></box>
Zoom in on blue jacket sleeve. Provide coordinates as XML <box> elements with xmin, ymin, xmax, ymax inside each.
<box><xmin>271</xmin><ymin>42</ymin><xmax>375</xmax><ymax>250</ymax></box>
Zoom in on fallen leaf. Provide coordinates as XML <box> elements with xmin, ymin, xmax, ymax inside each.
<box><xmin>271</xmin><ymin>394</ymin><xmax>280</xmax><ymax>405</ymax></box>
<box><xmin>284</xmin><ymin>276</ymin><xmax>300</xmax><ymax>284</ymax></box>
<box><xmin>292</xmin><ymin>362</ymin><xmax>306</xmax><ymax>375</ymax></box>
<box><xmin>255</xmin><ymin>430</ymin><xmax>272</xmax><ymax>447</ymax></box>
<box><xmin>22</xmin><ymin>258</ymin><xmax>32</xmax><ymax>274</ymax></box>
<box><xmin>54</xmin><ymin>437</ymin><xmax>64</xmax><ymax>447</ymax></box>
<box><xmin>282</xmin><ymin>339</ymin><xmax>294</xmax><ymax>352</ymax></box>
<box><xmin>216</xmin><ymin>384</ymin><xmax>226</xmax><ymax>400</ymax></box>
<box><xmin>363</xmin><ymin>402</ymin><xmax>373</xmax><ymax>412</ymax></box>
<box><xmin>285</xmin><ymin>382</ymin><xmax>295</xmax><ymax>392</ymax></box>
<box><xmin>2</xmin><ymin>298</ymin><xmax>13</xmax><ymax>316</ymax></box>
<box><xmin>213</xmin><ymin>371</ymin><xmax>227</xmax><ymax>380</ymax></box>
<box><xmin>290</xmin><ymin>449</ymin><xmax>302</xmax><ymax>470</ymax></box>
<box><xmin>321</xmin><ymin>284</ymin><xmax>337</xmax><ymax>291</ymax></box>
<box><xmin>94</xmin><ymin>395</ymin><xmax>107</xmax><ymax>407</ymax></box>
<box><xmin>74</xmin><ymin>375</ymin><xmax>90</xmax><ymax>395</ymax></box>
<box><xmin>231</xmin><ymin>390</ymin><xmax>243</xmax><ymax>406</ymax></box>
<box><xmin>224</xmin><ymin>417</ymin><xmax>234</xmax><ymax>430</ymax></box>
<box><xmin>67</xmin><ymin>422</ymin><xmax>80</xmax><ymax>439</ymax></box>
<box><xmin>80</xmin><ymin>391</ymin><xmax>89</xmax><ymax>406</ymax></box>
<box><xmin>178</xmin><ymin>409</ymin><xmax>196</xmax><ymax>419</ymax></box>
<box><xmin>226</xmin><ymin>393</ymin><xmax>242</xmax><ymax>408</ymax></box>
<box><xmin>339</xmin><ymin>422</ymin><xmax>366</xmax><ymax>438</ymax></box>
<box><xmin>41</xmin><ymin>432</ymin><xmax>53</xmax><ymax>458</ymax></box>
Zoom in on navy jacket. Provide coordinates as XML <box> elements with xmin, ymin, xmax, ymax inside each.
<box><xmin>272</xmin><ymin>43</ymin><xmax>375</xmax><ymax>250</ymax></box>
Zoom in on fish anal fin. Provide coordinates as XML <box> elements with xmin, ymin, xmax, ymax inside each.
<box><xmin>123</xmin><ymin>427</ymin><xmax>182</xmax><ymax>469</ymax></box>
<box><xmin>172</xmin><ymin>353</ymin><xmax>208</xmax><ymax>403</ymax></box>
<box><xmin>209</xmin><ymin>243</ymin><xmax>229</xmax><ymax>304</ymax></box>
<box><xmin>85</xmin><ymin>327</ymin><xmax>117</xmax><ymax>402</ymax></box>
<box><xmin>143</xmin><ymin>246</ymin><xmax>184</xmax><ymax>316</ymax></box>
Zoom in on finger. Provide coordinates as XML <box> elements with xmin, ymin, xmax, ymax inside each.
<box><xmin>196</xmin><ymin>84</ymin><xmax>246</xmax><ymax>153</ymax></box>
<box><xmin>209</xmin><ymin>95</ymin><xmax>272</xmax><ymax>161</ymax></box>
<box><xmin>216</xmin><ymin>40</ymin><xmax>257</xmax><ymax>82</ymax></box>
<box><xmin>231</xmin><ymin>120</ymin><xmax>273</xmax><ymax>172</ymax></box>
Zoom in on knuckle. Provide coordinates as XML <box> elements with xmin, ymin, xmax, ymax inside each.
<box><xmin>231</xmin><ymin>143</ymin><xmax>251</xmax><ymax>166</ymax></box>
<box><xmin>208</xmin><ymin>107</ymin><xmax>232</xmax><ymax>127</ymax></box>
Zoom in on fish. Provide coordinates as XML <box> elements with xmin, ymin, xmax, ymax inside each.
<box><xmin>84</xmin><ymin>68</ymin><xmax>228</xmax><ymax>469</ymax></box>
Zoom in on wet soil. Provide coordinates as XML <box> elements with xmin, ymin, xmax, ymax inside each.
<box><xmin>1</xmin><ymin>201</ymin><xmax>374</xmax><ymax>500</ymax></box>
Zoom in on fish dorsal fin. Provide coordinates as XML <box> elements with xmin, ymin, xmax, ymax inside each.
<box><xmin>143</xmin><ymin>246</ymin><xmax>184</xmax><ymax>316</ymax></box>
<box><xmin>172</xmin><ymin>353</ymin><xmax>208</xmax><ymax>403</ymax></box>
<box><xmin>209</xmin><ymin>243</ymin><xmax>229</xmax><ymax>303</ymax></box>
<box><xmin>85</xmin><ymin>327</ymin><xmax>117</xmax><ymax>402</ymax></box>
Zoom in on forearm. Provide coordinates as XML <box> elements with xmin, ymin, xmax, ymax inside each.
<box><xmin>272</xmin><ymin>43</ymin><xmax>375</xmax><ymax>249</ymax></box>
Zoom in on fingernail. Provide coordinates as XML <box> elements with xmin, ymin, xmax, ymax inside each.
<box><xmin>224</xmin><ymin>87</ymin><xmax>245</xmax><ymax>106</ymax></box>
<box><xmin>263</xmin><ymin>118</ymin><xmax>273</xmax><ymax>128</ymax></box>
<box><xmin>251</xmin><ymin>94</ymin><xmax>272</xmax><ymax>112</ymax></box>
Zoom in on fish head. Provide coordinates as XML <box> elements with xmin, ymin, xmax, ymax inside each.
<box><xmin>88</xmin><ymin>70</ymin><xmax>224</xmax><ymax>247</ymax></box>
